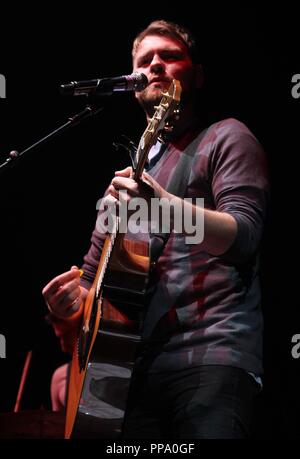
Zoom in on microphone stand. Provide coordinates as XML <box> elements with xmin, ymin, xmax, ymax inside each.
<box><xmin>0</xmin><ymin>100</ymin><xmax>104</xmax><ymax>419</ymax></box>
<box><xmin>0</xmin><ymin>102</ymin><xmax>104</xmax><ymax>173</ymax></box>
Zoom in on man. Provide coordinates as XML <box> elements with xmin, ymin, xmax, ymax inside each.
<box><xmin>43</xmin><ymin>20</ymin><xmax>269</xmax><ymax>438</ymax></box>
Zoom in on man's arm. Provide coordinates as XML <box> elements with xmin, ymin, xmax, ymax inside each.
<box><xmin>110</xmin><ymin>168</ymin><xmax>238</xmax><ymax>256</ymax></box>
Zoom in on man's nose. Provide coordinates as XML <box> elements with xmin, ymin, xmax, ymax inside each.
<box><xmin>150</xmin><ymin>55</ymin><xmax>165</xmax><ymax>74</ymax></box>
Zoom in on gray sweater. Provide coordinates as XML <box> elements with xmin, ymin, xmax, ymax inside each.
<box><xmin>81</xmin><ymin>118</ymin><xmax>269</xmax><ymax>376</ymax></box>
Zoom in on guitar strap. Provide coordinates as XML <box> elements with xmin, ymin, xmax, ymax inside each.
<box><xmin>150</xmin><ymin>125</ymin><xmax>209</xmax><ymax>264</ymax></box>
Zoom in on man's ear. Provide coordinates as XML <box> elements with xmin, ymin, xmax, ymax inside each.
<box><xmin>195</xmin><ymin>64</ymin><xmax>204</xmax><ymax>89</ymax></box>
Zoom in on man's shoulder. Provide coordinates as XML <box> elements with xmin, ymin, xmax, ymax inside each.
<box><xmin>208</xmin><ymin>117</ymin><xmax>254</xmax><ymax>137</ymax></box>
<box><xmin>185</xmin><ymin>117</ymin><xmax>260</xmax><ymax>157</ymax></box>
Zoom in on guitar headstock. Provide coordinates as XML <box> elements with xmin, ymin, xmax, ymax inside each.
<box><xmin>133</xmin><ymin>79</ymin><xmax>182</xmax><ymax>179</ymax></box>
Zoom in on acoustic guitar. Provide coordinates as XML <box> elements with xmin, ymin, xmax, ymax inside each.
<box><xmin>65</xmin><ymin>79</ymin><xmax>181</xmax><ymax>438</ymax></box>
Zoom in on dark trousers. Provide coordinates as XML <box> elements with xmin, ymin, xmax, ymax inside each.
<box><xmin>122</xmin><ymin>364</ymin><xmax>260</xmax><ymax>439</ymax></box>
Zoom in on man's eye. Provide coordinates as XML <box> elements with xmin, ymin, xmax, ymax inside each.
<box><xmin>164</xmin><ymin>53</ymin><xmax>182</xmax><ymax>61</ymax></box>
<box><xmin>138</xmin><ymin>58</ymin><xmax>150</xmax><ymax>67</ymax></box>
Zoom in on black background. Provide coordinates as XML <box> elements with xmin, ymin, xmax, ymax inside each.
<box><xmin>0</xmin><ymin>4</ymin><xmax>299</xmax><ymax>439</ymax></box>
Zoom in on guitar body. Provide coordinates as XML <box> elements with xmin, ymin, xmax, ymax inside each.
<box><xmin>65</xmin><ymin>80</ymin><xmax>181</xmax><ymax>438</ymax></box>
<box><xmin>65</xmin><ymin>236</ymin><xmax>149</xmax><ymax>438</ymax></box>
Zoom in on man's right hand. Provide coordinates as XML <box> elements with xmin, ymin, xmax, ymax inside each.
<box><xmin>42</xmin><ymin>266</ymin><xmax>86</xmax><ymax>319</ymax></box>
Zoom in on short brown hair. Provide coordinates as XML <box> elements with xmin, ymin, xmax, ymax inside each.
<box><xmin>132</xmin><ymin>20</ymin><xmax>199</xmax><ymax>63</ymax></box>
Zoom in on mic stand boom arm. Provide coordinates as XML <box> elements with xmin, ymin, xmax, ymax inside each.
<box><xmin>0</xmin><ymin>102</ymin><xmax>103</xmax><ymax>173</ymax></box>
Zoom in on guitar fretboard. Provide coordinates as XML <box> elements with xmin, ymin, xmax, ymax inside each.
<box><xmin>95</xmin><ymin>217</ymin><xmax>119</xmax><ymax>298</ymax></box>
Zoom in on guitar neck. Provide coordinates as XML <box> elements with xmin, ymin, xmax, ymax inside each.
<box><xmin>133</xmin><ymin>79</ymin><xmax>182</xmax><ymax>181</ymax></box>
<box><xmin>133</xmin><ymin>129</ymin><xmax>157</xmax><ymax>180</ymax></box>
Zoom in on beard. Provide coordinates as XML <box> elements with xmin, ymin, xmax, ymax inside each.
<box><xmin>136</xmin><ymin>83</ymin><xmax>169</xmax><ymax>118</ymax></box>
<box><xmin>137</xmin><ymin>81</ymin><xmax>196</xmax><ymax>121</ymax></box>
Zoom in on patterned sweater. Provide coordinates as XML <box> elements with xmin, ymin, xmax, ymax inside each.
<box><xmin>77</xmin><ymin>118</ymin><xmax>269</xmax><ymax>375</ymax></box>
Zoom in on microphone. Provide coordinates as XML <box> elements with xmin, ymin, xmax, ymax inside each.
<box><xmin>60</xmin><ymin>72</ymin><xmax>148</xmax><ymax>96</ymax></box>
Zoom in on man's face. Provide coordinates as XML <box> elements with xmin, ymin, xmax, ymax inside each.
<box><xmin>133</xmin><ymin>34</ymin><xmax>201</xmax><ymax>117</ymax></box>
